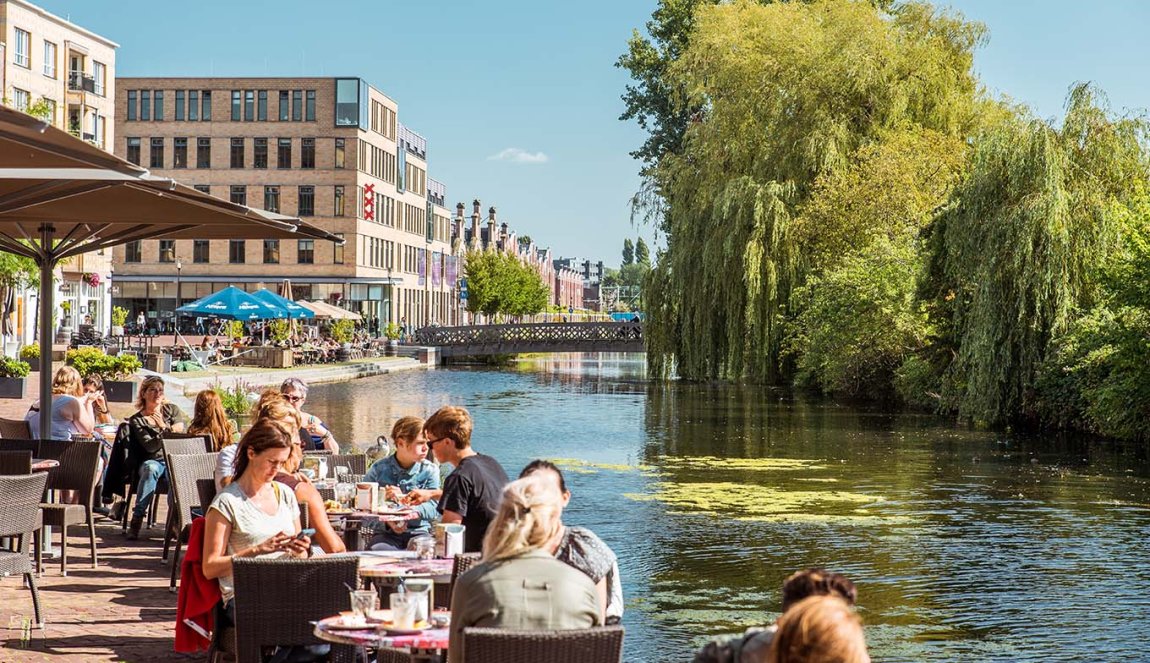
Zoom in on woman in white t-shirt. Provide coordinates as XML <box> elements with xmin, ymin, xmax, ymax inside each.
<box><xmin>201</xmin><ymin>418</ymin><xmax>311</xmax><ymax>606</ymax></box>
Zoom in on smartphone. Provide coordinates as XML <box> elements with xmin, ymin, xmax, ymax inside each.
<box><xmin>294</xmin><ymin>528</ymin><xmax>316</xmax><ymax>540</ymax></box>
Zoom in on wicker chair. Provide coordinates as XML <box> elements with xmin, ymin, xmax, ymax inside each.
<box><xmin>338</xmin><ymin>473</ymin><xmax>365</xmax><ymax>485</ymax></box>
<box><xmin>441</xmin><ymin>552</ymin><xmax>484</xmax><ymax>609</ymax></box>
<box><xmin>160</xmin><ymin>437</ymin><xmax>216</xmax><ymax>556</ymax></box>
<box><xmin>0</xmin><ymin>449</ymin><xmax>32</xmax><ymax>474</ymax></box>
<box><xmin>0</xmin><ymin>472</ymin><xmax>49</xmax><ymax>627</ymax></box>
<box><xmin>231</xmin><ymin>556</ymin><xmax>359</xmax><ymax>663</ymax></box>
<box><xmin>162</xmin><ymin>432</ymin><xmax>213</xmax><ymax>452</ymax></box>
<box><xmin>164</xmin><ymin>452</ymin><xmax>219</xmax><ymax>591</ymax></box>
<box><xmin>0</xmin><ymin>416</ymin><xmax>32</xmax><ymax>439</ymax></box>
<box><xmin>35</xmin><ymin>439</ymin><xmax>101</xmax><ymax>576</ymax></box>
<box><xmin>0</xmin><ymin>438</ymin><xmax>40</xmax><ymax>456</ymax></box>
<box><xmin>330</xmin><ymin>454</ymin><xmax>366</xmax><ymax>475</ymax></box>
<box><xmin>461</xmin><ymin>626</ymin><xmax>625</xmax><ymax>663</ymax></box>
<box><xmin>196</xmin><ymin>478</ymin><xmax>218</xmax><ymax>510</ymax></box>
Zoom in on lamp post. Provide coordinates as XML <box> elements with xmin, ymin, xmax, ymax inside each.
<box><xmin>175</xmin><ymin>259</ymin><xmax>182</xmax><ymax>334</ymax></box>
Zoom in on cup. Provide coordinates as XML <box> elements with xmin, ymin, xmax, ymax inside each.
<box><xmin>349</xmin><ymin>590</ymin><xmax>377</xmax><ymax>622</ymax></box>
<box><xmin>389</xmin><ymin>593</ymin><xmax>417</xmax><ymax>630</ymax></box>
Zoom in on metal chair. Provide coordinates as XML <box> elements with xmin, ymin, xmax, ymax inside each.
<box><xmin>0</xmin><ymin>472</ymin><xmax>49</xmax><ymax>627</ymax></box>
<box><xmin>35</xmin><ymin>439</ymin><xmax>102</xmax><ymax>576</ymax></box>
<box><xmin>0</xmin><ymin>449</ymin><xmax>32</xmax><ymax>474</ymax></box>
<box><xmin>0</xmin><ymin>416</ymin><xmax>32</xmax><ymax>439</ymax></box>
<box><xmin>461</xmin><ymin>626</ymin><xmax>625</xmax><ymax>663</ymax></box>
<box><xmin>164</xmin><ymin>452</ymin><xmax>218</xmax><ymax>591</ymax></box>
<box><xmin>330</xmin><ymin>453</ymin><xmax>366</xmax><ymax>475</ymax></box>
<box><xmin>231</xmin><ymin>556</ymin><xmax>359</xmax><ymax>663</ymax></box>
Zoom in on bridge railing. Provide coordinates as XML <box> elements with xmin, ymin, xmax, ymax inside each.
<box><xmin>414</xmin><ymin>321</ymin><xmax>642</xmax><ymax>347</ymax></box>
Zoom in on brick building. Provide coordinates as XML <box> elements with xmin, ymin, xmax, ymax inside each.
<box><xmin>111</xmin><ymin>76</ymin><xmax>461</xmax><ymax>331</ymax></box>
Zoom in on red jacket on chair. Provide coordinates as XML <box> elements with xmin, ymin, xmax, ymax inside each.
<box><xmin>175</xmin><ymin>516</ymin><xmax>221</xmax><ymax>652</ymax></box>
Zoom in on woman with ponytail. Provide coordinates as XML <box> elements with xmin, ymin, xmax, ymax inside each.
<box><xmin>446</xmin><ymin>475</ymin><xmax>602</xmax><ymax>663</ymax></box>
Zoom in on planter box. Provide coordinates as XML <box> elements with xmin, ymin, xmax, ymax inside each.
<box><xmin>26</xmin><ymin>357</ymin><xmax>40</xmax><ymax>372</ymax></box>
<box><xmin>0</xmin><ymin>376</ymin><xmax>27</xmax><ymax>399</ymax></box>
<box><xmin>104</xmin><ymin>380</ymin><xmax>138</xmax><ymax>403</ymax></box>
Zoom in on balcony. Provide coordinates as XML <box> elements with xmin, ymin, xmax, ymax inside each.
<box><xmin>68</xmin><ymin>71</ymin><xmax>96</xmax><ymax>94</ymax></box>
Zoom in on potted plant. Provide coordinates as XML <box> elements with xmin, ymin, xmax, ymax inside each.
<box><xmin>19</xmin><ymin>344</ymin><xmax>40</xmax><ymax>372</ymax></box>
<box><xmin>330</xmin><ymin>319</ymin><xmax>355</xmax><ymax>348</ymax></box>
<box><xmin>384</xmin><ymin>322</ymin><xmax>401</xmax><ymax>355</ymax></box>
<box><xmin>102</xmin><ymin>353</ymin><xmax>142</xmax><ymax>403</ymax></box>
<box><xmin>111</xmin><ymin>306</ymin><xmax>128</xmax><ymax>337</ymax></box>
<box><xmin>0</xmin><ymin>355</ymin><xmax>30</xmax><ymax>399</ymax></box>
<box><xmin>60</xmin><ymin>300</ymin><xmax>73</xmax><ymax>328</ymax></box>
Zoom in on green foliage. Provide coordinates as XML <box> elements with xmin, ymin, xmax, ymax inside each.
<box><xmin>212</xmin><ymin>380</ymin><xmax>256</xmax><ymax>417</ymax></box>
<box><xmin>19</xmin><ymin>344</ymin><xmax>39</xmax><ymax>360</ymax></box>
<box><xmin>635</xmin><ymin>238</ymin><xmax>651</xmax><ymax>265</ymax></box>
<box><xmin>223</xmin><ymin>320</ymin><xmax>245</xmax><ymax>341</ymax></box>
<box><xmin>267</xmin><ymin>319</ymin><xmax>291</xmax><ymax>343</ymax></box>
<box><xmin>66</xmin><ymin>348</ymin><xmax>141</xmax><ymax>380</ymax></box>
<box><xmin>111</xmin><ymin>306</ymin><xmax>129</xmax><ymax>327</ymax></box>
<box><xmin>25</xmin><ymin>97</ymin><xmax>54</xmax><ymax>122</ymax></box>
<box><xmin>622</xmin><ymin>238</ymin><xmax>635</xmax><ymax>266</ymax></box>
<box><xmin>330</xmin><ymin>319</ymin><xmax>355</xmax><ymax>344</ymax></box>
<box><xmin>925</xmin><ymin>85</ymin><xmax>1147</xmax><ymax>424</ymax></box>
<box><xmin>464</xmin><ymin>250</ymin><xmax>549</xmax><ymax>319</ymax></box>
<box><xmin>894</xmin><ymin>355</ymin><xmax>941</xmax><ymax>410</ymax></box>
<box><xmin>384</xmin><ymin>322</ymin><xmax>402</xmax><ymax>341</ymax></box>
<box><xmin>0</xmin><ymin>356</ymin><xmax>30</xmax><ymax>378</ymax></box>
<box><xmin>0</xmin><ymin>252</ymin><xmax>38</xmax><ymax>289</ymax></box>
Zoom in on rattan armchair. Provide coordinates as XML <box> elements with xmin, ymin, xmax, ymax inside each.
<box><xmin>0</xmin><ymin>416</ymin><xmax>32</xmax><ymax>439</ymax></box>
<box><xmin>0</xmin><ymin>472</ymin><xmax>49</xmax><ymax>626</ymax></box>
<box><xmin>165</xmin><ymin>452</ymin><xmax>218</xmax><ymax>591</ymax></box>
<box><xmin>461</xmin><ymin>626</ymin><xmax>625</xmax><ymax>663</ymax></box>
<box><xmin>161</xmin><ymin>432</ymin><xmax>213</xmax><ymax>452</ymax></box>
<box><xmin>160</xmin><ymin>437</ymin><xmax>215</xmax><ymax>558</ymax></box>
<box><xmin>36</xmin><ymin>439</ymin><xmax>101</xmax><ymax>576</ymax></box>
<box><xmin>443</xmin><ymin>552</ymin><xmax>484</xmax><ymax>608</ymax></box>
<box><xmin>0</xmin><ymin>438</ymin><xmax>40</xmax><ymax>456</ymax></box>
<box><xmin>0</xmin><ymin>449</ymin><xmax>32</xmax><ymax>474</ymax></box>
<box><xmin>330</xmin><ymin>454</ymin><xmax>366</xmax><ymax>475</ymax></box>
<box><xmin>231</xmin><ymin>556</ymin><xmax>359</xmax><ymax>663</ymax></box>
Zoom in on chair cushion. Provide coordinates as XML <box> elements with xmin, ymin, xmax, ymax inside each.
<box><xmin>39</xmin><ymin>502</ymin><xmax>89</xmax><ymax>527</ymax></box>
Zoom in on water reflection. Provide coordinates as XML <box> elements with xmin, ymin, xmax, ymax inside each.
<box><xmin>307</xmin><ymin>354</ymin><xmax>1150</xmax><ymax>662</ymax></box>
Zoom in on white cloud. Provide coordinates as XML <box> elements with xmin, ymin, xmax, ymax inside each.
<box><xmin>486</xmin><ymin>147</ymin><xmax>549</xmax><ymax>164</ymax></box>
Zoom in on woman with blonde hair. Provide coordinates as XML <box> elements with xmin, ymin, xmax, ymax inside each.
<box><xmin>447</xmin><ymin>476</ymin><xmax>601</xmax><ymax>663</ymax></box>
<box><xmin>124</xmin><ymin>375</ymin><xmax>186</xmax><ymax>539</ymax></box>
<box><xmin>25</xmin><ymin>365</ymin><xmax>97</xmax><ymax>440</ymax></box>
<box><xmin>767</xmin><ymin>596</ymin><xmax>869</xmax><ymax>663</ymax></box>
<box><xmin>188</xmin><ymin>389</ymin><xmax>237</xmax><ymax>453</ymax></box>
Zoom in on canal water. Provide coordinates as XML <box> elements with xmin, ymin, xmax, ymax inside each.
<box><xmin>306</xmin><ymin>354</ymin><xmax>1150</xmax><ymax>662</ymax></box>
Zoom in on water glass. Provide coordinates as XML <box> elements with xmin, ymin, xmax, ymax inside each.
<box><xmin>335</xmin><ymin>482</ymin><xmax>356</xmax><ymax>508</ymax></box>
<box><xmin>411</xmin><ymin>537</ymin><xmax>436</xmax><ymax>560</ymax></box>
<box><xmin>349</xmin><ymin>590</ymin><xmax>377</xmax><ymax>621</ymax></box>
<box><xmin>335</xmin><ymin>465</ymin><xmax>350</xmax><ymax>480</ymax></box>
<box><xmin>389</xmin><ymin>593</ymin><xmax>417</xmax><ymax>630</ymax></box>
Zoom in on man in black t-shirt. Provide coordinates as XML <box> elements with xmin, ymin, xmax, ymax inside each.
<box><xmin>423</xmin><ymin>405</ymin><xmax>509</xmax><ymax>552</ymax></box>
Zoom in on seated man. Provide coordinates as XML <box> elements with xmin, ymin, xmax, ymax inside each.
<box><xmin>692</xmin><ymin>568</ymin><xmax>858</xmax><ymax>663</ymax></box>
<box><xmin>362</xmin><ymin>416</ymin><xmax>440</xmax><ymax>550</ymax></box>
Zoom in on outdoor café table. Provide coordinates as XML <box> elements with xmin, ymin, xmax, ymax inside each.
<box><xmin>31</xmin><ymin>458</ymin><xmax>60</xmax><ymax>472</ymax></box>
<box><xmin>313</xmin><ymin>609</ymin><xmax>450</xmax><ymax>662</ymax></box>
<box><xmin>326</xmin><ymin>508</ymin><xmax>416</xmax><ymax>552</ymax></box>
<box><xmin>356</xmin><ymin>556</ymin><xmax>454</xmax><ymax>584</ymax></box>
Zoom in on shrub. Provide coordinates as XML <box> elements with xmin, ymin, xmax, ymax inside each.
<box><xmin>211</xmin><ymin>380</ymin><xmax>258</xmax><ymax>417</ymax></box>
<box><xmin>111</xmin><ymin>306</ymin><xmax>129</xmax><ymax>327</ymax></box>
<box><xmin>66</xmin><ymin>347</ymin><xmax>141</xmax><ymax>380</ymax></box>
<box><xmin>0</xmin><ymin>356</ymin><xmax>30</xmax><ymax>378</ymax></box>
<box><xmin>330</xmin><ymin>319</ymin><xmax>355</xmax><ymax>344</ymax></box>
<box><xmin>384</xmin><ymin>322</ymin><xmax>401</xmax><ymax>341</ymax></box>
<box><xmin>19</xmin><ymin>345</ymin><xmax>39</xmax><ymax>360</ymax></box>
<box><xmin>268</xmin><ymin>319</ymin><xmax>292</xmax><ymax>343</ymax></box>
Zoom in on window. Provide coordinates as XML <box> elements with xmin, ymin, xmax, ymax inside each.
<box><xmin>42</xmin><ymin>41</ymin><xmax>57</xmax><ymax>78</ymax></box>
<box><xmin>193</xmin><ymin>184</ymin><xmax>211</xmax><ymax>194</ymax></box>
<box><xmin>292</xmin><ymin>90</ymin><xmax>302</xmax><ymax>121</ymax></box>
<box><xmin>335</xmin><ymin>138</ymin><xmax>345</xmax><ymax>169</ymax></box>
<box><xmin>334</xmin><ymin>185</ymin><xmax>345</xmax><ymax>216</ymax></box>
<box><xmin>153</xmin><ymin>90</ymin><xmax>164</xmax><ymax>120</ymax></box>
<box><xmin>140</xmin><ymin>90</ymin><xmax>151</xmax><ymax>121</ymax></box>
<box><xmin>334</xmin><ymin>78</ymin><xmax>363</xmax><ymax>127</ymax></box>
<box><xmin>263</xmin><ymin>239</ymin><xmax>280</xmax><ymax>264</ymax></box>
<box><xmin>305</xmin><ymin>90</ymin><xmax>316</xmax><ymax>121</ymax></box>
<box><xmin>298</xmin><ymin>239</ymin><xmax>314</xmax><ymax>264</ymax></box>
<box><xmin>231</xmin><ymin>90</ymin><xmax>241</xmax><ymax>121</ymax></box>
<box><xmin>197</xmin><ymin>137</ymin><xmax>211</xmax><ymax>168</ymax></box>
<box><xmin>264</xmin><ymin>186</ymin><xmax>280</xmax><ymax>213</ymax></box>
<box><xmin>230</xmin><ymin>185</ymin><xmax>246</xmax><ymax>206</ymax></box>
<box><xmin>175</xmin><ymin>90</ymin><xmax>185</xmax><ymax>121</ymax></box>
<box><xmin>277</xmin><ymin>138</ymin><xmax>291</xmax><ymax>169</ymax></box>
<box><xmin>202</xmin><ymin>91</ymin><xmax>212</xmax><ymax>120</ymax></box>
<box><xmin>193</xmin><ymin>240</ymin><xmax>210</xmax><ymax>263</ymax></box>
<box><xmin>125</xmin><ymin>241</ymin><xmax>142</xmax><ymax>263</ymax></box>
<box><xmin>14</xmin><ymin>28</ymin><xmax>30</xmax><ymax>68</ymax></box>
<box><xmin>126</xmin><ymin>137</ymin><xmax>142</xmax><ymax>165</ymax></box>
<box><xmin>127</xmin><ymin>91</ymin><xmax>138</xmax><ymax>121</ymax></box>
<box><xmin>93</xmin><ymin>61</ymin><xmax>106</xmax><ymax>96</ymax></box>
<box><xmin>229</xmin><ymin>240</ymin><xmax>246</xmax><ymax>264</ymax></box>
<box><xmin>301</xmin><ymin>138</ymin><xmax>315</xmax><ymax>169</ymax></box>
<box><xmin>150</xmin><ymin>138</ymin><xmax>164</xmax><ymax>168</ymax></box>
<box><xmin>244</xmin><ymin>90</ymin><xmax>254</xmax><ymax>121</ymax></box>
<box><xmin>173</xmin><ymin>137</ymin><xmax>188</xmax><ymax>168</ymax></box>
<box><xmin>158</xmin><ymin>240</ymin><xmax>175</xmax><ymax>263</ymax></box>
<box><xmin>279</xmin><ymin>91</ymin><xmax>289</xmax><ymax>121</ymax></box>
<box><xmin>334</xmin><ymin>233</ymin><xmax>344</xmax><ymax>264</ymax></box>
<box><xmin>253</xmin><ymin>138</ymin><xmax>268</xmax><ymax>169</ymax></box>
<box><xmin>257</xmin><ymin>90</ymin><xmax>267</xmax><ymax>121</ymax></box>
<box><xmin>188</xmin><ymin>90</ymin><xmax>199</xmax><ymax>121</ymax></box>
<box><xmin>230</xmin><ymin>138</ymin><xmax>244</xmax><ymax>168</ymax></box>
<box><xmin>298</xmin><ymin>186</ymin><xmax>314</xmax><ymax>216</ymax></box>
<box><xmin>13</xmin><ymin>88</ymin><xmax>30</xmax><ymax>112</ymax></box>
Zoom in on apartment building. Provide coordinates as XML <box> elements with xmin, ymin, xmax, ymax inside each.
<box><xmin>0</xmin><ymin>0</ymin><xmax>117</xmax><ymax>338</ymax></box>
<box><xmin>111</xmin><ymin>76</ymin><xmax>460</xmax><ymax>331</ymax></box>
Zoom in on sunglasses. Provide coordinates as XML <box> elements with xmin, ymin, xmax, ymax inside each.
<box><xmin>284</xmin><ymin>394</ymin><xmax>304</xmax><ymax>403</ymax></box>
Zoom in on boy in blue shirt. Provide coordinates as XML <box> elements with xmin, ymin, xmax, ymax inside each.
<box><xmin>362</xmin><ymin>416</ymin><xmax>440</xmax><ymax>550</ymax></box>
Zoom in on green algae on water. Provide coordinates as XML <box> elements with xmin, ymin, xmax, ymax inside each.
<box><xmin>550</xmin><ymin>458</ymin><xmax>656</xmax><ymax>473</ymax></box>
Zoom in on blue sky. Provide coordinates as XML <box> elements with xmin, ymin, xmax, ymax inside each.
<box><xmin>42</xmin><ymin>1</ymin><xmax>1150</xmax><ymax>265</ymax></box>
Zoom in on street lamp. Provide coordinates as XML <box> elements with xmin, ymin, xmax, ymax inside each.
<box><xmin>175</xmin><ymin>259</ymin><xmax>182</xmax><ymax>334</ymax></box>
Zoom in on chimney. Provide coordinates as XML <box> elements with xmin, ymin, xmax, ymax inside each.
<box><xmin>455</xmin><ymin>201</ymin><xmax>465</xmax><ymax>221</ymax></box>
<box><xmin>487</xmin><ymin>206</ymin><xmax>497</xmax><ymax>249</ymax></box>
<box><xmin>471</xmin><ymin>199</ymin><xmax>481</xmax><ymax>244</ymax></box>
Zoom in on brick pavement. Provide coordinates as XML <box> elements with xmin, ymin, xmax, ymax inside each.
<box><xmin>0</xmin><ymin>503</ymin><xmax>199</xmax><ymax>662</ymax></box>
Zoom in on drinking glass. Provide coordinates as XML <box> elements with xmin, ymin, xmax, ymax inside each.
<box><xmin>335</xmin><ymin>483</ymin><xmax>356</xmax><ymax>509</ymax></box>
<box><xmin>335</xmin><ymin>465</ymin><xmax>350</xmax><ymax>481</ymax></box>
<box><xmin>411</xmin><ymin>537</ymin><xmax>436</xmax><ymax>561</ymax></box>
<box><xmin>403</xmin><ymin>578</ymin><xmax>433</xmax><ymax>623</ymax></box>
<box><xmin>349</xmin><ymin>590</ymin><xmax>377</xmax><ymax>622</ymax></box>
<box><xmin>389</xmin><ymin>593</ymin><xmax>417</xmax><ymax>630</ymax></box>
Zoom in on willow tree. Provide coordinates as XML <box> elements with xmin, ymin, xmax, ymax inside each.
<box><xmin>646</xmin><ymin>0</ymin><xmax>985</xmax><ymax>381</ymax></box>
<box><xmin>924</xmin><ymin>85</ymin><xmax>1149</xmax><ymax>424</ymax></box>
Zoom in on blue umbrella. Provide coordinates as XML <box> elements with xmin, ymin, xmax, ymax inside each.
<box><xmin>176</xmin><ymin>285</ymin><xmax>287</xmax><ymax>320</ymax></box>
<box><xmin>252</xmin><ymin>288</ymin><xmax>315</xmax><ymax>319</ymax></box>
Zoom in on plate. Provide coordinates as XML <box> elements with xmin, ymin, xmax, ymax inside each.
<box><xmin>321</xmin><ymin>618</ymin><xmax>376</xmax><ymax>631</ymax></box>
<box><xmin>326</xmin><ymin>508</ymin><xmax>354</xmax><ymax>515</ymax></box>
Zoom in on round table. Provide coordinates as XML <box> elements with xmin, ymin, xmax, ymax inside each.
<box><xmin>313</xmin><ymin>612</ymin><xmax>450</xmax><ymax>657</ymax></box>
<box><xmin>357</xmin><ymin>557</ymin><xmax>454</xmax><ymax>583</ymax></box>
<box><xmin>31</xmin><ymin>458</ymin><xmax>59</xmax><ymax>472</ymax></box>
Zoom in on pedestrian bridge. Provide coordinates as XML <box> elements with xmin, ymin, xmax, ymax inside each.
<box><xmin>414</xmin><ymin>321</ymin><xmax>644</xmax><ymax>358</ymax></box>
